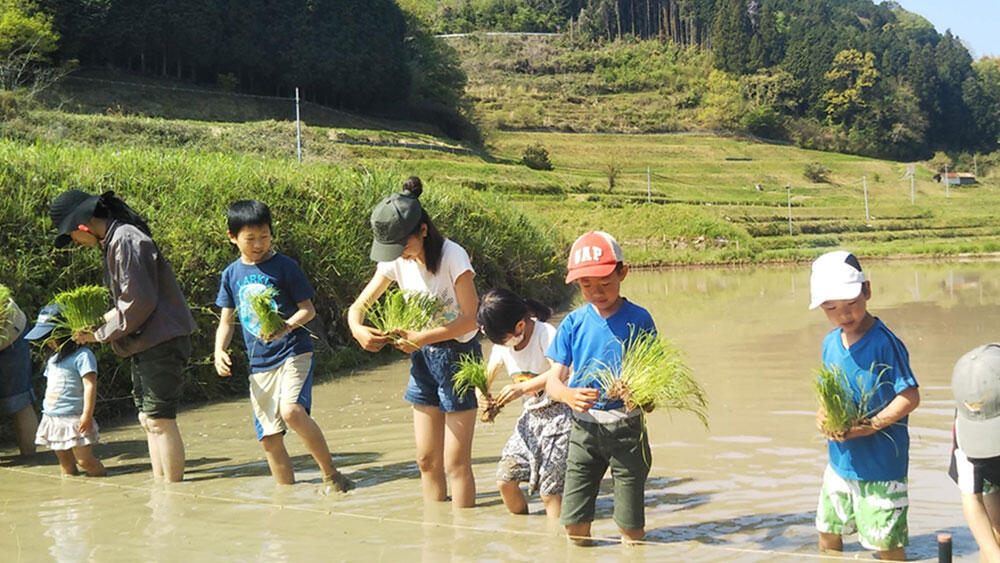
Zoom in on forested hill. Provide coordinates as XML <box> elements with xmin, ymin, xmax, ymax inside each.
<box><xmin>10</xmin><ymin>0</ymin><xmax>474</xmax><ymax>138</ymax></box>
<box><xmin>405</xmin><ymin>0</ymin><xmax>1000</xmax><ymax>160</ymax></box>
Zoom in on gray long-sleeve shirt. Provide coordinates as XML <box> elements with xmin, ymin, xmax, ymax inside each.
<box><xmin>93</xmin><ymin>221</ymin><xmax>195</xmax><ymax>357</ymax></box>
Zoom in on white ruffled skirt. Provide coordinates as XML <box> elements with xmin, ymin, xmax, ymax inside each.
<box><xmin>34</xmin><ymin>414</ymin><xmax>100</xmax><ymax>450</ymax></box>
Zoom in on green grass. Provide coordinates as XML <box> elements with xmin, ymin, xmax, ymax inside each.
<box><xmin>0</xmin><ymin>136</ymin><xmax>568</xmax><ymax>425</ymax></box>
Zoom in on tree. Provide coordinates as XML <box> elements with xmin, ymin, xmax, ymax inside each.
<box><xmin>822</xmin><ymin>49</ymin><xmax>879</xmax><ymax>128</ymax></box>
<box><xmin>0</xmin><ymin>0</ymin><xmax>63</xmax><ymax>94</ymax></box>
<box><xmin>711</xmin><ymin>0</ymin><xmax>753</xmax><ymax>74</ymax></box>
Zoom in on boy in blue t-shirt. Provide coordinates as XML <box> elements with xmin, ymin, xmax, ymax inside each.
<box><xmin>214</xmin><ymin>200</ymin><xmax>353</xmax><ymax>491</ymax></box>
<box><xmin>809</xmin><ymin>251</ymin><xmax>919</xmax><ymax>561</ymax></box>
<box><xmin>545</xmin><ymin>231</ymin><xmax>656</xmax><ymax>544</ymax></box>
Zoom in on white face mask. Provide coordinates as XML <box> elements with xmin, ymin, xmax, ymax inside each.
<box><xmin>502</xmin><ymin>320</ymin><xmax>527</xmax><ymax>348</ymax></box>
<box><xmin>502</xmin><ymin>332</ymin><xmax>524</xmax><ymax>348</ymax></box>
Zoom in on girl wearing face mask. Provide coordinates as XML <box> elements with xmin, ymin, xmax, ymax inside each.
<box><xmin>477</xmin><ymin>288</ymin><xmax>570</xmax><ymax>520</ymax></box>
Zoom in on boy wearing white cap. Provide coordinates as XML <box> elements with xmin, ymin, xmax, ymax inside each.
<box><xmin>949</xmin><ymin>343</ymin><xmax>1000</xmax><ymax>561</ymax></box>
<box><xmin>809</xmin><ymin>250</ymin><xmax>920</xmax><ymax>561</ymax></box>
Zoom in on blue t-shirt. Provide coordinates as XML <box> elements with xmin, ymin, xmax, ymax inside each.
<box><xmin>546</xmin><ymin>298</ymin><xmax>656</xmax><ymax>411</ymax></box>
<box><xmin>822</xmin><ymin>318</ymin><xmax>919</xmax><ymax>481</ymax></box>
<box><xmin>43</xmin><ymin>347</ymin><xmax>98</xmax><ymax>416</ymax></box>
<box><xmin>216</xmin><ymin>252</ymin><xmax>314</xmax><ymax>373</ymax></box>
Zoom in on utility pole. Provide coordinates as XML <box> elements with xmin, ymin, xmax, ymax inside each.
<box><xmin>295</xmin><ymin>87</ymin><xmax>302</xmax><ymax>164</ymax></box>
<box><xmin>910</xmin><ymin>175</ymin><xmax>915</xmax><ymax>205</ymax></box>
<box><xmin>944</xmin><ymin>163</ymin><xmax>950</xmax><ymax>198</ymax></box>
<box><xmin>863</xmin><ymin>176</ymin><xmax>870</xmax><ymax>220</ymax></box>
<box><xmin>786</xmin><ymin>185</ymin><xmax>793</xmax><ymax>236</ymax></box>
<box><xmin>647</xmin><ymin>166</ymin><xmax>651</xmax><ymax>203</ymax></box>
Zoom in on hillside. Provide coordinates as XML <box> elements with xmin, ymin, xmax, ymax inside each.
<box><xmin>13</xmin><ymin>73</ymin><xmax>1000</xmax><ymax>266</ymax></box>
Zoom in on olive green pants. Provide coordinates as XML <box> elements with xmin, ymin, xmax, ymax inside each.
<box><xmin>560</xmin><ymin>415</ymin><xmax>650</xmax><ymax>530</ymax></box>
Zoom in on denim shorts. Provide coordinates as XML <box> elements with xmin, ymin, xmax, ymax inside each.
<box><xmin>404</xmin><ymin>339</ymin><xmax>480</xmax><ymax>412</ymax></box>
<box><xmin>0</xmin><ymin>329</ymin><xmax>35</xmax><ymax>414</ymax></box>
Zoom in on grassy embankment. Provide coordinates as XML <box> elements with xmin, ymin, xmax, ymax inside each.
<box><xmin>0</xmin><ymin>136</ymin><xmax>566</xmax><ymax>424</ymax></box>
<box><xmin>17</xmin><ymin>69</ymin><xmax>1000</xmax><ymax>267</ymax></box>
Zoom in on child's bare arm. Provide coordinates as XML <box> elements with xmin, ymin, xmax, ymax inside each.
<box><xmin>79</xmin><ymin>372</ymin><xmax>98</xmax><ymax>434</ymax></box>
<box><xmin>834</xmin><ymin>386</ymin><xmax>920</xmax><ymax>441</ymax></box>
<box><xmin>496</xmin><ymin>359</ymin><xmax>550</xmax><ymax>406</ymax></box>
<box><xmin>961</xmin><ymin>492</ymin><xmax>1000</xmax><ymax>561</ymax></box>
<box><xmin>214</xmin><ymin>307</ymin><xmax>236</xmax><ymax>377</ymax></box>
<box><xmin>545</xmin><ymin>362</ymin><xmax>599</xmax><ymax>412</ymax></box>
<box><xmin>347</xmin><ymin>274</ymin><xmax>392</xmax><ymax>352</ymax></box>
<box><xmin>261</xmin><ymin>298</ymin><xmax>315</xmax><ymax>342</ymax></box>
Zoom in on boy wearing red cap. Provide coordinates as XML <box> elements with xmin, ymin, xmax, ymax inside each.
<box><xmin>545</xmin><ymin>231</ymin><xmax>656</xmax><ymax>544</ymax></box>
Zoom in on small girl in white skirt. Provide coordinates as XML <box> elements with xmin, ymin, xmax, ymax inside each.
<box><xmin>25</xmin><ymin>304</ymin><xmax>106</xmax><ymax>476</ymax></box>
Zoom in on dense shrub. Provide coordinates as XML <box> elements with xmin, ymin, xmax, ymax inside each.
<box><xmin>804</xmin><ymin>162</ymin><xmax>831</xmax><ymax>183</ymax></box>
<box><xmin>521</xmin><ymin>142</ymin><xmax>553</xmax><ymax>170</ymax></box>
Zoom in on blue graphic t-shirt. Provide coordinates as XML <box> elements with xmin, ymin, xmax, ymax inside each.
<box><xmin>216</xmin><ymin>252</ymin><xmax>314</xmax><ymax>373</ymax></box>
<box><xmin>546</xmin><ymin>298</ymin><xmax>656</xmax><ymax>411</ymax></box>
<box><xmin>822</xmin><ymin>318</ymin><xmax>919</xmax><ymax>481</ymax></box>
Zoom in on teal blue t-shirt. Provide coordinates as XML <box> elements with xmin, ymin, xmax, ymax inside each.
<box><xmin>822</xmin><ymin>318</ymin><xmax>918</xmax><ymax>481</ymax></box>
<box><xmin>546</xmin><ymin>298</ymin><xmax>656</xmax><ymax>411</ymax></box>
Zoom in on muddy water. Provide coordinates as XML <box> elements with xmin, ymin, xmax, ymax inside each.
<box><xmin>2</xmin><ymin>260</ymin><xmax>998</xmax><ymax>561</ymax></box>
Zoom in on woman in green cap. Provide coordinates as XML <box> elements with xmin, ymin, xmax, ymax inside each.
<box><xmin>348</xmin><ymin>177</ymin><xmax>481</xmax><ymax>508</ymax></box>
<box><xmin>49</xmin><ymin>189</ymin><xmax>196</xmax><ymax>483</ymax></box>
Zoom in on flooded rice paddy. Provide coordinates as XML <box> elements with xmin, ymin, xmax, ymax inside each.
<box><xmin>2</xmin><ymin>260</ymin><xmax>999</xmax><ymax>561</ymax></box>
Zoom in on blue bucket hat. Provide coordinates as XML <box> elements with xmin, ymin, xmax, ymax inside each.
<box><xmin>24</xmin><ymin>304</ymin><xmax>63</xmax><ymax>341</ymax></box>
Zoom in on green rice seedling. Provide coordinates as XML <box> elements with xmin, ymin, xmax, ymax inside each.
<box><xmin>591</xmin><ymin>329</ymin><xmax>707</xmax><ymax>425</ymax></box>
<box><xmin>53</xmin><ymin>285</ymin><xmax>108</xmax><ymax>335</ymax></box>
<box><xmin>248</xmin><ymin>287</ymin><xmax>285</xmax><ymax>339</ymax></box>
<box><xmin>452</xmin><ymin>354</ymin><xmax>501</xmax><ymax>422</ymax></box>
<box><xmin>366</xmin><ymin>288</ymin><xmax>445</xmax><ymax>341</ymax></box>
<box><xmin>0</xmin><ymin>284</ymin><xmax>15</xmax><ymax>348</ymax></box>
<box><xmin>814</xmin><ymin>363</ymin><xmax>893</xmax><ymax>437</ymax></box>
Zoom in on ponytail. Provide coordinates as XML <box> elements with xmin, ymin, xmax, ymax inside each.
<box><xmin>94</xmin><ymin>191</ymin><xmax>151</xmax><ymax>236</ymax></box>
<box><xmin>402</xmin><ymin>177</ymin><xmax>445</xmax><ymax>274</ymax></box>
<box><xmin>476</xmin><ymin>288</ymin><xmax>550</xmax><ymax>344</ymax></box>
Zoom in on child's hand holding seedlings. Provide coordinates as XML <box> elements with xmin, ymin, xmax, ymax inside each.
<box><xmin>495</xmin><ymin>382</ymin><xmax>528</xmax><ymax>406</ymax></box>
<box><xmin>390</xmin><ymin>329</ymin><xmax>423</xmax><ymax>353</ymax></box>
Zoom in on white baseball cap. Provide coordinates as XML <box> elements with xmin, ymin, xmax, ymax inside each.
<box><xmin>809</xmin><ymin>250</ymin><xmax>866</xmax><ymax>310</ymax></box>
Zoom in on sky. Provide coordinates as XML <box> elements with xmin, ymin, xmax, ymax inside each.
<box><xmin>884</xmin><ymin>0</ymin><xmax>999</xmax><ymax>59</ymax></box>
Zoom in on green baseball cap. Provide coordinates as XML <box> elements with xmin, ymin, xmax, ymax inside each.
<box><xmin>369</xmin><ymin>192</ymin><xmax>423</xmax><ymax>262</ymax></box>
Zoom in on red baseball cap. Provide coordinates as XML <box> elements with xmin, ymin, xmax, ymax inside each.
<box><xmin>565</xmin><ymin>231</ymin><xmax>624</xmax><ymax>283</ymax></box>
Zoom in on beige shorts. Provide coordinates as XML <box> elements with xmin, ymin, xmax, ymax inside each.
<box><xmin>250</xmin><ymin>353</ymin><xmax>313</xmax><ymax>440</ymax></box>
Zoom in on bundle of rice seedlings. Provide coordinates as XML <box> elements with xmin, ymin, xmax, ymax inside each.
<box><xmin>366</xmin><ymin>288</ymin><xmax>444</xmax><ymax>341</ymax></box>
<box><xmin>247</xmin><ymin>287</ymin><xmax>285</xmax><ymax>339</ymax></box>
<box><xmin>0</xmin><ymin>285</ymin><xmax>15</xmax><ymax>348</ymax></box>
<box><xmin>53</xmin><ymin>285</ymin><xmax>108</xmax><ymax>335</ymax></box>
<box><xmin>814</xmin><ymin>363</ymin><xmax>888</xmax><ymax>436</ymax></box>
<box><xmin>591</xmin><ymin>330</ymin><xmax>707</xmax><ymax>425</ymax></box>
<box><xmin>452</xmin><ymin>354</ymin><xmax>501</xmax><ymax>422</ymax></box>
